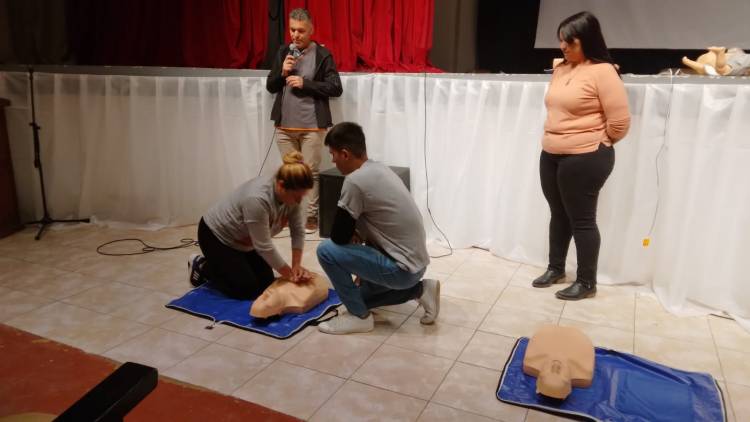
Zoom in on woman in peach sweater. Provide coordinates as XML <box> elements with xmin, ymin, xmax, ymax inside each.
<box><xmin>532</xmin><ymin>11</ymin><xmax>630</xmax><ymax>300</ymax></box>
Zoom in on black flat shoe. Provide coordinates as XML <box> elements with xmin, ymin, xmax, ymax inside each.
<box><xmin>555</xmin><ymin>281</ymin><xmax>596</xmax><ymax>300</ymax></box>
<box><xmin>532</xmin><ymin>270</ymin><xmax>566</xmax><ymax>288</ymax></box>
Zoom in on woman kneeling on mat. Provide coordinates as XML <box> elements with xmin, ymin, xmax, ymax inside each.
<box><xmin>189</xmin><ymin>151</ymin><xmax>314</xmax><ymax>299</ymax></box>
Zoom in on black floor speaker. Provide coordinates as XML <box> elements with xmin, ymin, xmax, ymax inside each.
<box><xmin>318</xmin><ymin>165</ymin><xmax>410</xmax><ymax>238</ymax></box>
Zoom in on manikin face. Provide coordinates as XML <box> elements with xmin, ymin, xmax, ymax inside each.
<box><xmin>251</xmin><ymin>287</ymin><xmax>284</xmax><ymax>318</ymax></box>
<box><xmin>559</xmin><ymin>33</ymin><xmax>585</xmax><ymax>64</ymax></box>
<box><xmin>537</xmin><ymin>359</ymin><xmax>572</xmax><ymax>399</ymax></box>
<box><xmin>289</xmin><ymin>18</ymin><xmax>313</xmax><ymax>50</ymax></box>
<box><xmin>249</xmin><ymin>275</ymin><xmax>329</xmax><ymax>318</ymax></box>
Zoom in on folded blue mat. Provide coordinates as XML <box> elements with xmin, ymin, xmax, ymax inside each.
<box><xmin>166</xmin><ymin>283</ymin><xmax>342</xmax><ymax>339</ymax></box>
<box><xmin>497</xmin><ymin>337</ymin><xmax>727</xmax><ymax>422</ymax></box>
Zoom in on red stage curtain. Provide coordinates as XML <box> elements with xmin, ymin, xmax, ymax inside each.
<box><xmin>182</xmin><ymin>0</ymin><xmax>268</xmax><ymax>68</ymax></box>
<box><xmin>69</xmin><ymin>0</ymin><xmax>435</xmax><ymax>71</ymax></box>
<box><xmin>70</xmin><ymin>0</ymin><xmax>267</xmax><ymax>69</ymax></box>
<box><xmin>282</xmin><ymin>0</ymin><xmax>439</xmax><ymax>72</ymax></box>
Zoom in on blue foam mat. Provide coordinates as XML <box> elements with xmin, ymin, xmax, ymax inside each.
<box><xmin>497</xmin><ymin>337</ymin><xmax>727</xmax><ymax>422</ymax></box>
<box><xmin>166</xmin><ymin>283</ymin><xmax>342</xmax><ymax>339</ymax></box>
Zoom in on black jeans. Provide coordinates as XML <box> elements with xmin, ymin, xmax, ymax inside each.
<box><xmin>197</xmin><ymin>218</ymin><xmax>275</xmax><ymax>300</ymax></box>
<box><xmin>539</xmin><ymin>144</ymin><xmax>614</xmax><ymax>284</ymax></box>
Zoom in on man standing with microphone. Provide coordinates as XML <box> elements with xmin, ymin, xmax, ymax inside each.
<box><xmin>267</xmin><ymin>8</ymin><xmax>343</xmax><ymax>234</ymax></box>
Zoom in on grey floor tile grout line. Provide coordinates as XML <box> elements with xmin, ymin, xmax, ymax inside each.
<box><xmin>207</xmin><ymin>339</ymin><xmax>279</xmax><ymax>362</ymax></box>
<box><xmin>304</xmin><ymin>304</ymin><xmax>430</xmax><ymax>420</ymax></box>
<box><xmin>307</xmin><ymin>376</ymin><xmax>515</xmax><ymax>421</ymax></box>
<box><xmin>224</xmin><ymin>330</ymin><xmax>322</xmax><ymax>395</ymax></box>
<box><xmin>375</xmin><ymin>332</ymin><xmax>460</xmax><ymax>361</ymax></box>
<box><xmin>420</xmin><ymin>268</ymin><xmax>520</xmax><ymax>409</ymax></box>
<box><xmin>707</xmin><ymin>313</ymin><xmax>732</xmax><ymax>394</ymax></box>
<box><xmin>0</xmin><ymin>293</ymin><xmax>59</xmax><ymax>325</ymax></box>
<box><xmin>211</xmin><ymin>330</ymin><xmax>310</xmax><ymax>361</ymax></box>
<box><xmin>6</xmin><ymin>295</ymin><xmax>156</xmax><ymax>348</ymax></box>
<box><xmin>98</xmin><ymin>325</ymin><xmax>174</xmax><ymax>358</ymax></box>
<box><xmin>632</xmin><ymin>315</ymin><xmax>729</xmax><ymax>349</ymax></box>
<box><xmin>4</xmin><ymin>267</ymin><xmax>106</xmax><ymax>298</ymax></box>
<box><xmin>274</xmin><ymin>330</ymin><xmax>386</xmax><ymax>378</ymax></box>
<box><xmin>475</xmin><ymin>290</ymin><xmax>510</xmax><ymax>332</ymax></box>
<box><xmin>429</xmin><ymin>401</ymin><xmax>511</xmax><ymax>422</ymax></box>
<box><xmin>340</xmin><ymin>375</ymin><xmax>515</xmax><ymax>419</ymax></box>
<box><xmin>60</xmin><ymin>286</ymin><xmax>153</xmax><ymax>314</ymax></box>
<box><xmin>299</xmin><ymin>364</ymin><xmax>348</xmax><ymax>420</ymax></box>
<box><xmin>305</xmin><ymin>335</ymin><xmax>392</xmax><ymax>420</ymax></box>
<box><xmin>632</xmin><ymin>290</ymin><xmax>638</xmax><ymax>357</ymax></box>
<box><xmin>157</xmin><ymin>338</ymin><xmax>215</xmax><ymax>374</ymax></box>
<box><xmin>155</xmin><ymin>321</ymin><xmax>229</xmax><ymax>343</ymax></box>
<box><xmin>430</xmin><ymin>251</ymin><xmax>470</xmax><ymax>278</ymax></box>
<box><xmin>307</xmin><ymin>378</ymin><xmax>430</xmax><ymax>421</ymax></box>
<box><xmin>422</xmin><ymin>332</ymin><xmax>520</xmax><ymax>422</ymax></box>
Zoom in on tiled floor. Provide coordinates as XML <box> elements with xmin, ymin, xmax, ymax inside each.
<box><xmin>1</xmin><ymin>224</ymin><xmax>748</xmax><ymax>421</ymax></box>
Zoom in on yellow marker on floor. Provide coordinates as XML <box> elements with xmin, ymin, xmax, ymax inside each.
<box><xmin>642</xmin><ymin>237</ymin><xmax>650</xmax><ymax>247</ymax></box>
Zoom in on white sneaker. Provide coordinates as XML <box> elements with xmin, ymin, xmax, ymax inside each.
<box><xmin>318</xmin><ymin>311</ymin><xmax>374</xmax><ymax>334</ymax></box>
<box><xmin>417</xmin><ymin>279</ymin><xmax>440</xmax><ymax>325</ymax></box>
<box><xmin>188</xmin><ymin>253</ymin><xmax>206</xmax><ymax>287</ymax></box>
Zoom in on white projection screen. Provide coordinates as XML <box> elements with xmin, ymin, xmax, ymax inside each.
<box><xmin>535</xmin><ymin>0</ymin><xmax>750</xmax><ymax>49</ymax></box>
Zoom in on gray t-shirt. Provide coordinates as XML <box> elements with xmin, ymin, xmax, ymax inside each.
<box><xmin>280</xmin><ymin>42</ymin><xmax>318</xmax><ymax>129</ymax></box>
<box><xmin>338</xmin><ymin>160</ymin><xmax>430</xmax><ymax>273</ymax></box>
<box><xmin>203</xmin><ymin>175</ymin><xmax>304</xmax><ymax>270</ymax></box>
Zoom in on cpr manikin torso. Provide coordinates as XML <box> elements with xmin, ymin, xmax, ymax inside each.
<box><xmin>250</xmin><ymin>273</ymin><xmax>329</xmax><ymax>318</ymax></box>
<box><xmin>522</xmin><ymin>324</ymin><xmax>595</xmax><ymax>400</ymax></box>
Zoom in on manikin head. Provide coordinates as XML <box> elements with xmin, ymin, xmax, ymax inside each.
<box><xmin>522</xmin><ymin>324</ymin><xmax>595</xmax><ymax>400</ymax></box>
<box><xmin>537</xmin><ymin>359</ymin><xmax>573</xmax><ymax>399</ymax></box>
<box><xmin>251</xmin><ymin>286</ymin><xmax>284</xmax><ymax>317</ymax></box>
<box><xmin>250</xmin><ymin>273</ymin><xmax>328</xmax><ymax>318</ymax></box>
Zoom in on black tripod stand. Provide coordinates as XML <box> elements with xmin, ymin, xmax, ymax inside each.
<box><xmin>25</xmin><ymin>67</ymin><xmax>90</xmax><ymax>240</ymax></box>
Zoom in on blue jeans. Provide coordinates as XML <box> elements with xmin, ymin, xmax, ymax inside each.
<box><xmin>317</xmin><ymin>239</ymin><xmax>425</xmax><ymax>318</ymax></box>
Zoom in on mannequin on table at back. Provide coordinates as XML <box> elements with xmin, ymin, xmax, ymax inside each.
<box><xmin>682</xmin><ymin>47</ymin><xmax>750</xmax><ymax>76</ymax></box>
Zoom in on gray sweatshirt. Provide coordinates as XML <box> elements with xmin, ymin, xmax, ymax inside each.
<box><xmin>203</xmin><ymin>175</ymin><xmax>304</xmax><ymax>270</ymax></box>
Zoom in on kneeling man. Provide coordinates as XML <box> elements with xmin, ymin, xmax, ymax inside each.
<box><xmin>316</xmin><ymin>122</ymin><xmax>439</xmax><ymax>334</ymax></box>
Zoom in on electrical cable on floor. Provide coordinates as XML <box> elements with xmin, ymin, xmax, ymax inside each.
<box><xmin>422</xmin><ymin>72</ymin><xmax>454</xmax><ymax>259</ymax></box>
<box><xmin>96</xmin><ymin>238</ymin><xmax>198</xmax><ymax>256</ymax></box>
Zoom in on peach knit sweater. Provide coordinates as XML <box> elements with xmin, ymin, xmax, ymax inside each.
<box><xmin>542</xmin><ymin>61</ymin><xmax>631</xmax><ymax>154</ymax></box>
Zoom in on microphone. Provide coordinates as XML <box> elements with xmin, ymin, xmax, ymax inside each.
<box><xmin>289</xmin><ymin>43</ymin><xmax>302</xmax><ymax>59</ymax></box>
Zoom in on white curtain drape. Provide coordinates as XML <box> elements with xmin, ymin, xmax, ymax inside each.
<box><xmin>1</xmin><ymin>69</ymin><xmax>748</xmax><ymax>328</ymax></box>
